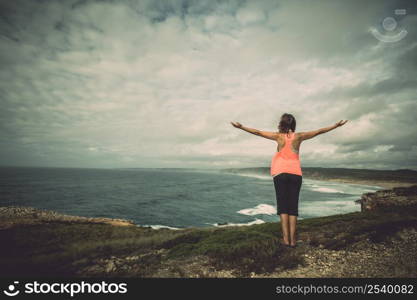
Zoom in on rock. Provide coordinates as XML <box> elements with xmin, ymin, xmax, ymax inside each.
<box><xmin>0</xmin><ymin>206</ymin><xmax>136</xmax><ymax>228</ymax></box>
<box><xmin>355</xmin><ymin>184</ymin><xmax>417</xmax><ymax>212</ymax></box>
<box><xmin>105</xmin><ymin>261</ymin><xmax>116</xmax><ymax>273</ymax></box>
<box><xmin>125</xmin><ymin>256</ymin><xmax>139</xmax><ymax>261</ymax></box>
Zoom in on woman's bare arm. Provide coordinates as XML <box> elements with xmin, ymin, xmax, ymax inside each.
<box><xmin>230</xmin><ymin>121</ymin><xmax>278</xmax><ymax>141</ymax></box>
<box><xmin>299</xmin><ymin>120</ymin><xmax>348</xmax><ymax>141</ymax></box>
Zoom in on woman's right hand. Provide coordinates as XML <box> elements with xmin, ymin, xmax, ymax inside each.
<box><xmin>335</xmin><ymin>120</ymin><xmax>348</xmax><ymax>127</ymax></box>
<box><xmin>230</xmin><ymin>121</ymin><xmax>242</xmax><ymax>128</ymax></box>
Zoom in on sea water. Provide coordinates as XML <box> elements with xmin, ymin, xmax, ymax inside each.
<box><xmin>0</xmin><ymin>167</ymin><xmax>383</xmax><ymax>229</ymax></box>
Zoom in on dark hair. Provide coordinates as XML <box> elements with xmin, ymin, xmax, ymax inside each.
<box><xmin>278</xmin><ymin>113</ymin><xmax>296</xmax><ymax>133</ymax></box>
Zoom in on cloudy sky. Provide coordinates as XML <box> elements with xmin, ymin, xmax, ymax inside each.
<box><xmin>0</xmin><ymin>0</ymin><xmax>416</xmax><ymax>170</ymax></box>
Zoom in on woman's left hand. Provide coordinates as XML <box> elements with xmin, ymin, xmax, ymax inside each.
<box><xmin>230</xmin><ymin>121</ymin><xmax>242</xmax><ymax>128</ymax></box>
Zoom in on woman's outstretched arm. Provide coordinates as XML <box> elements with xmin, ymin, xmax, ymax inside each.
<box><xmin>299</xmin><ymin>120</ymin><xmax>348</xmax><ymax>141</ymax></box>
<box><xmin>230</xmin><ymin>121</ymin><xmax>278</xmax><ymax>141</ymax></box>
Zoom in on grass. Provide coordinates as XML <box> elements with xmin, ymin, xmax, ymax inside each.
<box><xmin>1</xmin><ymin>203</ymin><xmax>417</xmax><ymax>277</ymax></box>
<box><xmin>0</xmin><ymin>223</ymin><xmax>183</xmax><ymax>276</ymax></box>
<box><xmin>297</xmin><ymin>205</ymin><xmax>417</xmax><ymax>249</ymax></box>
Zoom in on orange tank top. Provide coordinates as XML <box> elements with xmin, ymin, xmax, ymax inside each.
<box><xmin>270</xmin><ymin>132</ymin><xmax>302</xmax><ymax>177</ymax></box>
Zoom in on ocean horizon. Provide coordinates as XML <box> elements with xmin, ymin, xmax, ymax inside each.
<box><xmin>0</xmin><ymin>166</ymin><xmax>383</xmax><ymax>229</ymax></box>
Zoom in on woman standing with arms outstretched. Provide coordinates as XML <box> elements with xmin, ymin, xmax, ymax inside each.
<box><xmin>231</xmin><ymin>114</ymin><xmax>348</xmax><ymax>247</ymax></box>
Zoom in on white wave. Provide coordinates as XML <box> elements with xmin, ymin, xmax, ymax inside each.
<box><xmin>303</xmin><ymin>179</ymin><xmax>383</xmax><ymax>195</ymax></box>
<box><xmin>237</xmin><ymin>204</ymin><xmax>277</xmax><ymax>216</ymax></box>
<box><xmin>139</xmin><ymin>224</ymin><xmax>183</xmax><ymax>230</ymax></box>
<box><xmin>314</xmin><ymin>200</ymin><xmax>359</xmax><ymax>206</ymax></box>
<box><xmin>232</xmin><ymin>173</ymin><xmax>271</xmax><ymax>180</ymax></box>
<box><xmin>311</xmin><ymin>187</ymin><xmax>344</xmax><ymax>193</ymax></box>
<box><xmin>301</xmin><ymin>200</ymin><xmax>360</xmax><ymax>217</ymax></box>
<box><xmin>211</xmin><ymin>218</ymin><xmax>266</xmax><ymax>227</ymax></box>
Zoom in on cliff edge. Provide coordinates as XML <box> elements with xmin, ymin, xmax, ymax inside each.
<box><xmin>1</xmin><ymin>184</ymin><xmax>417</xmax><ymax>278</ymax></box>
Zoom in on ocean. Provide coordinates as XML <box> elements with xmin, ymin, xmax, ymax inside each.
<box><xmin>0</xmin><ymin>167</ymin><xmax>383</xmax><ymax>229</ymax></box>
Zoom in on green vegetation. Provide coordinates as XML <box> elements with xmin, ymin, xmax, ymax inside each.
<box><xmin>297</xmin><ymin>205</ymin><xmax>417</xmax><ymax>248</ymax></box>
<box><xmin>161</xmin><ymin>225</ymin><xmax>303</xmax><ymax>273</ymax></box>
<box><xmin>0</xmin><ymin>223</ymin><xmax>181</xmax><ymax>277</ymax></box>
<box><xmin>1</xmin><ymin>202</ymin><xmax>417</xmax><ymax>277</ymax></box>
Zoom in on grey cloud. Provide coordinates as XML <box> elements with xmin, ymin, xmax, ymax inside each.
<box><xmin>316</xmin><ymin>77</ymin><xmax>417</xmax><ymax>100</ymax></box>
<box><xmin>0</xmin><ymin>0</ymin><xmax>416</xmax><ymax>170</ymax></box>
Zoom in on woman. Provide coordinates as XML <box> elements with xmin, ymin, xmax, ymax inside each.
<box><xmin>231</xmin><ymin>114</ymin><xmax>348</xmax><ymax>248</ymax></box>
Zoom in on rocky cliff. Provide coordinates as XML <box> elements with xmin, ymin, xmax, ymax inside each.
<box><xmin>355</xmin><ymin>184</ymin><xmax>417</xmax><ymax>212</ymax></box>
<box><xmin>0</xmin><ymin>206</ymin><xmax>135</xmax><ymax>229</ymax></box>
<box><xmin>1</xmin><ymin>184</ymin><xmax>417</xmax><ymax>278</ymax></box>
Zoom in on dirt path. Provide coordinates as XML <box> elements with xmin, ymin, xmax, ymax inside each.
<box><xmin>252</xmin><ymin>228</ymin><xmax>417</xmax><ymax>278</ymax></box>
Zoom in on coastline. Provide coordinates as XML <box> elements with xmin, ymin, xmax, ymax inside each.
<box><xmin>0</xmin><ymin>206</ymin><xmax>135</xmax><ymax>229</ymax></box>
<box><xmin>222</xmin><ymin>167</ymin><xmax>417</xmax><ymax>191</ymax></box>
<box><xmin>308</xmin><ymin>177</ymin><xmax>417</xmax><ymax>190</ymax></box>
<box><xmin>0</xmin><ymin>178</ymin><xmax>413</xmax><ymax>230</ymax></box>
<box><xmin>1</xmin><ymin>183</ymin><xmax>416</xmax><ymax>278</ymax></box>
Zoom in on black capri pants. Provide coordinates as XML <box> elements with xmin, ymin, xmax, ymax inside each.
<box><xmin>273</xmin><ymin>173</ymin><xmax>302</xmax><ymax>216</ymax></box>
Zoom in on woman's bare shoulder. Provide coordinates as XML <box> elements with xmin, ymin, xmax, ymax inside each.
<box><xmin>275</xmin><ymin>132</ymin><xmax>300</xmax><ymax>141</ymax></box>
<box><xmin>295</xmin><ymin>132</ymin><xmax>305</xmax><ymax>139</ymax></box>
